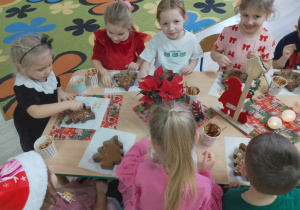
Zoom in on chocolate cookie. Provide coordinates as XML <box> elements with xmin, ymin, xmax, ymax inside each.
<box><xmin>233</xmin><ymin>143</ymin><xmax>247</xmax><ymax>176</ymax></box>
<box><xmin>222</xmin><ymin>70</ymin><xmax>247</xmax><ymax>86</ymax></box>
<box><xmin>92</xmin><ymin>135</ymin><xmax>124</xmax><ymax>170</ymax></box>
<box><xmin>65</xmin><ymin>104</ymin><xmax>95</xmax><ymax>124</ymax></box>
<box><xmin>113</xmin><ymin>72</ymin><xmax>137</xmax><ymax>91</ymax></box>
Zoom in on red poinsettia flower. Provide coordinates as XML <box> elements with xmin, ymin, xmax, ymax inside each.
<box><xmin>139</xmin><ymin>94</ymin><xmax>154</xmax><ymax>105</ymax></box>
<box><xmin>158</xmin><ymin>80</ymin><xmax>184</xmax><ymax>102</ymax></box>
<box><xmin>138</xmin><ymin>75</ymin><xmax>160</xmax><ymax>92</ymax></box>
<box><xmin>153</xmin><ymin>65</ymin><xmax>164</xmax><ymax>78</ymax></box>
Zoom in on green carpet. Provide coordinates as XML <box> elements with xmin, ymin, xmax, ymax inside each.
<box><xmin>0</xmin><ymin>0</ymin><xmax>236</xmax><ymax>120</ymax></box>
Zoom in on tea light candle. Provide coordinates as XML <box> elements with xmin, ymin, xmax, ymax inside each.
<box><xmin>267</xmin><ymin>117</ymin><xmax>282</xmax><ymax>129</ymax></box>
<box><xmin>281</xmin><ymin>110</ymin><xmax>296</xmax><ymax>122</ymax></box>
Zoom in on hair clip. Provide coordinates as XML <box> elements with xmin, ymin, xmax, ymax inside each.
<box><xmin>115</xmin><ymin>0</ymin><xmax>132</xmax><ymax>9</ymax></box>
<box><xmin>40</xmin><ymin>34</ymin><xmax>54</xmax><ymax>49</ymax></box>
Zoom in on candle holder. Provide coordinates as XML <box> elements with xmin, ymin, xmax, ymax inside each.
<box><xmin>267</xmin><ymin>116</ymin><xmax>282</xmax><ymax>130</ymax></box>
<box><xmin>281</xmin><ymin>110</ymin><xmax>296</xmax><ymax>122</ymax></box>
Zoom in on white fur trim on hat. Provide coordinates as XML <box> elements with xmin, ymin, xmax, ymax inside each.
<box><xmin>11</xmin><ymin>151</ymin><xmax>48</xmax><ymax>210</ymax></box>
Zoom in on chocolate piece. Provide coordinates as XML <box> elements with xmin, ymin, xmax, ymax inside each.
<box><xmin>204</xmin><ymin>123</ymin><xmax>220</xmax><ymax>137</ymax></box>
<box><xmin>65</xmin><ymin>104</ymin><xmax>95</xmax><ymax>125</ymax></box>
<box><xmin>273</xmin><ymin>70</ymin><xmax>300</xmax><ymax>92</ymax></box>
<box><xmin>92</xmin><ymin>135</ymin><xmax>124</xmax><ymax>170</ymax></box>
<box><xmin>233</xmin><ymin>143</ymin><xmax>247</xmax><ymax>176</ymax></box>
<box><xmin>222</xmin><ymin>70</ymin><xmax>247</xmax><ymax>86</ymax></box>
<box><xmin>113</xmin><ymin>72</ymin><xmax>137</xmax><ymax>91</ymax></box>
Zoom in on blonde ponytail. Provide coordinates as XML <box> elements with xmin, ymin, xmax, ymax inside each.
<box><xmin>149</xmin><ymin>101</ymin><xmax>198</xmax><ymax>210</ymax></box>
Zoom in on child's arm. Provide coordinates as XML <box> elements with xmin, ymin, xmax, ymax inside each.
<box><xmin>126</xmin><ymin>57</ymin><xmax>144</xmax><ymax>71</ymax></box>
<box><xmin>27</xmin><ymin>100</ymin><xmax>83</xmax><ymax>119</ymax></box>
<box><xmin>180</xmin><ymin>58</ymin><xmax>199</xmax><ymax>75</ymax></box>
<box><xmin>140</xmin><ymin>61</ymin><xmax>151</xmax><ymax>78</ymax></box>
<box><xmin>272</xmin><ymin>44</ymin><xmax>297</xmax><ymax>69</ymax></box>
<box><xmin>57</xmin><ymin>86</ymin><xmax>75</xmax><ymax>102</ymax></box>
<box><xmin>93</xmin><ymin>182</ymin><xmax>108</xmax><ymax>210</ymax></box>
<box><xmin>92</xmin><ymin>60</ymin><xmax>114</xmax><ymax>88</ymax></box>
<box><xmin>211</xmin><ymin>47</ymin><xmax>232</xmax><ymax>67</ymax></box>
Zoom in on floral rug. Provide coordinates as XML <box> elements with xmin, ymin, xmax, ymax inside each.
<box><xmin>49</xmin><ymin>94</ymin><xmax>123</xmax><ymax>140</ymax></box>
<box><xmin>245</xmin><ymin>93</ymin><xmax>300</xmax><ymax>143</ymax></box>
<box><xmin>0</xmin><ymin>0</ymin><xmax>237</xmax><ymax>120</ymax></box>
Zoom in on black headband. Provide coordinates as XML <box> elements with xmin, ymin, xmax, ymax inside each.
<box><xmin>19</xmin><ymin>34</ymin><xmax>54</xmax><ymax>64</ymax></box>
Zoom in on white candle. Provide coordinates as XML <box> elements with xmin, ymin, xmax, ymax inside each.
<box><xmin>267</xmin><ymin>117</ymin><xmax>282</xmax><ymax>129</ymax></box>
<box><xmin>281</xmin><ymin>110</ymin><xmax>296</xmax><ymax>122</ymax></box>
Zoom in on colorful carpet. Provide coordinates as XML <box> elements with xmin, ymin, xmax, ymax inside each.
<box><xmin>0</xmin><ymin>0</ymin><xmax>237</xmax><ymax>120</ymax></box>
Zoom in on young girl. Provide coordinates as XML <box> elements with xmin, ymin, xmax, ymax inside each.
<box><xmin>11</xmin><ymin>34</ymin><xmax>83</xmax><ymax>152</ymax></box>
<box><xmin>139</xmin><ymin>0</ymin><xmax>202</xmax><ymax>78</ymax></box>
<box><xmin>116</xmin><ymin>101</ymin><xmax>223</xmax><ymax>210</ymax></box>
<box><xmin>211</xmin><ymin>0</ymin><xmax>275</xmax><ymax>73</ymax></box>
<box><xmin>91</xmin><ymin>1</ymin><xmax>148</xmax><ymax>87</ymax></box>
<box><xmin>0</xmin><ymin>151</ymin><xmax>121</xmax><ymax>210</ymax></box>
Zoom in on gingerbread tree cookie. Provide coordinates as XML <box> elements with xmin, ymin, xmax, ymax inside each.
<box><xmin>113</xmin><ymin>72</ymin><xmax>137</xmax><ymax>91</ymax></box>
<box><xmin>233</xmin><ymin>143</ymin><xmax>247</xmax><ymax>176</ymax></box>
<box><xmin>92</xmin><ymin>135</ymin><xmax>124</xmax><ymax>170</ymax></box>
<box><xmin>65</xmin><ymin>104</ymin><xmax>95</xmax><ymax>125</ymax></box>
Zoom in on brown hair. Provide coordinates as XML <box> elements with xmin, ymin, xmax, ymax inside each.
<box><xmin>235</xmin><ymin>0</ymin><xmax>275</xmax><ymax>19</ymax></box>
<box><xmin>10</xmin><ymin>34</ymin><xmax>53</xmax><ymax>71</ymax></box>
<box><xmin>245</xmin><ymin>133</ymin><xmax>300</xmax><ymax>195</ymax></box>
<box><xmin>149</xmin><ymin>101</ymin><xmax>198</xmax><ymax>210</ymax></box>
<box><xmin>156</xmin><ymin>0</ymin><xmax>186</xmax><ymax>21</ymax></box>
<box><xmin>104</xmin><ymin>1</ymin><xmax>133</xmax><ymax>29</ymax></box>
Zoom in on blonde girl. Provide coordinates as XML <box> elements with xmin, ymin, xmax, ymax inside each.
<box><xmin>211</xmin><ymin>0</ymin><xmax>276</xmax><ymax>73</ymax></box>
<box><xmin>116</xmin><ymin>101</ymin><xmax>223</xmax><ymax>210</ymax></box>
<box><xmin>139</xmin><ymin>0</ymin><xmax>202</xmax><ymax>77</ymax></box>
<box><xmin>11</xmin><ymin>34</ymin><xmax>83</xmax><ymax>152</ymax></box>
<box><xmin>92</xmin><ymin>1</ymin><xmax>148</xmax><ymax>87</ymax></box>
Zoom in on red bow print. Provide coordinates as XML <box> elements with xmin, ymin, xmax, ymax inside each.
<box><xmin>242</xmin><ymin>44</ymin><xmax>250</xmax><ymax>51</ymax></box>
<box><xmin>233</xmin><ymin>64</ymin><xmax>241</xmax><ymax>69</ymax></box>
<box><xmin>258</xmin><ymin>46</ymin><xmax>265</xmax><ymax>53</ymax></box>
<box><xmin>229</xmin><ymin>37</ymin><xmax>237</xmax><ymax>44</ymax></box>
<box><xmin>231</xmin><ymin>25</ymin><xmax>238</xmax><ymax>31</ymax></box>
<box><xmin>219</xmin><ymin>34</ymin><xmax>224</xmax><ymax>41</ymax></box>
<box><xmin>228</xmin><ymin>50</ymin><xmax>235</xmax><ymax>57</ymax></box>
<box><xmin>272</xmin><ymin>41</ymin><xmax>275</xmax><ymax>47</ymax></box>
<box><xmin>260</xmin><ymin>35</ymin><xmax>268</xmax><ymax>42</ymax></box>
<box><xmin>262</xmin><ymin>53</ymin><xmax>269</xmax><ymax>59</ymax></box>
<box><xmin>214</xmin><ymin>43</ymin><xmax>219</xmax><ymax>49</ymax></box>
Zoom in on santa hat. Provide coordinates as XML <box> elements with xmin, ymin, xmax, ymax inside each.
<box><xmin>0</xmin><ymin>151</ymin><xmax>48</xmax><ymax>210</ymax></box>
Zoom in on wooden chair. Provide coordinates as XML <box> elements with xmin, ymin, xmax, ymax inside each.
<box><xmin>199</xmin><ymin>34</ymin><xmax>220</xmax><ymax>72</ymax></box>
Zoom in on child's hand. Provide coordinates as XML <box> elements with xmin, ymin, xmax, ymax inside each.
<box><xmin>126</xmin><ymin>62</ymin><xmax>140</xmax><ymax>71</ymax></box>
<box><xmin>199</xmin><ymin>151</ymin><xmax>215</xmax><ymax>171</ymax></box>
<box><xmin>96</xmin><ymin>181</ymin><xmax>108</xmax><ymax>195</ymax></box>
<box><xmin>68</xmin><ymin>100</ymin><xmax>83</xmax><ymax>111</ymax></box>
<box><xmin>58</xmin><ymin>91</ymin><xmax>75</xmax><ymax>102</ymax></box>
<box><xmin>217</xmin><ymin>54</ymin><xmax>232</xmax><ymax>67</ymax></box>
<box><xmin>99</xmin><ymin>69</ymin><xmax>113</xmax><ymax>88</ymax></box>
<box><xmin>180</xmin><ymin>65</ymin><xmax>194</xmax><ymax>75</ymax></box>
<box><xmin>282</xmin><ymin>44</ymin><xmax>296</xmax><ymax>59</ymax></box>
<box><xmin>247</xmin><ymin>51</ymin><xmax>260</xmax><ymax>59</ymax></box>
<box><xmin>222</xmin><ymin>182</ymin><xmax>241</xmax><ymax>193</ymax></box>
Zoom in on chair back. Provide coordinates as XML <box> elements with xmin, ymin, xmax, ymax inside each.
<box><xmin>200</xmin><ymin>34</ymin><xmax>220</xmax><ymax>53</ymax></box>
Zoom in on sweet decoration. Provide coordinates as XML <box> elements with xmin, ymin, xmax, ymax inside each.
<box><xmin>65</xmin><ymin>104</ymin><xmax>95</xmax><ymax>125</ymax></box>
<box><xmin>191</xmin><ymin>101</ymin><xmax>204</xmax><ymax>122</ymax></box>
<box><xmin>204</xmin><ymin>123</ymin><xmax>221</xmax><ymax>137</ymax></box>
<box><xmin>281</xmin><ymin>110</ymin><xmax>296</xmax><ymax>122</ymax></box>
<box><xmin>92</xmin><ymin>135</ymin><xmax>124</xmax><ymax>170</ymax></box>
<box><xmin>233</xmin><ymin>143</ymin><xmax>247</xmax><ymax>176</ymax></box>
<box><xmin>38</xmin><ymin>136</ymin><xmax>53</xmax><ymax>150</ymax></box>
<box><xmin>113</xmin><ymin>72</ymin><xmax>137</xmax><ymax>91</ymax></box>
<box><xmin>273</xmin><ymin>70</ymin><xmax>300</xmax><ymax>92</ymax></box>
<box><xmin>138</xmin><ymin>66</ymin><xmax>184</xmax><ymax>108</ymax></box>
<box><xmin>186</xmin><ymin>86</ymin><xmax>200</xmax><ymax>95</ymax></box>
<box><xmin>267</xmin><ymin>116</ymin><xmax>282</xmax><ymax>129</ymax></box>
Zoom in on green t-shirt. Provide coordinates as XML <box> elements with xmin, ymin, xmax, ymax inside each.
<box><xmin>222</xmin><ymin>186</ymin><xmax>300</xmax><ymax>210</ymax></box>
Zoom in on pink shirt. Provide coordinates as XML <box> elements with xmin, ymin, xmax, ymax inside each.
<box><xmin>116</xmin><ymin>138</ymin><xmax>223</xmax><ymax>210</ymax></box>
<box><xmin>214</xmin><ymin>24</ymin><xmax>275</xmax><ymax>73</ymax></box>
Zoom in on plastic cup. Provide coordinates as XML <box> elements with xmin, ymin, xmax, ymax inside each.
<box><xmin>70</xmin><ymin>75</ymin><xmax>86</xmax><ymax>94</ymax></box>
<box><xmin>34</xmin><ymin>136</ymin><xmax>57</xmax><ymax>158</ymax></box>
<box><xmin>185</xmin><ymin>86</ymin><xmax>200</xmax><ymax>105</ymax></box>
<box><xmin>202</xmin><ymin>123</ymin><xmax>221</xmax><ymax>146</ymax></box>
<box><xmin>268</xmin><ymin>76</ymin><xmax>287</xmax><ymax>95</ymax></box>
<box><xmin>85</xmin><ymin>68</ymin><xmax>99</xmax><ymax>87</ymax></box>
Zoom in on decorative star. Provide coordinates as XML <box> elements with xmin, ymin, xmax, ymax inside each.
<box><xmin>21</xmin><ymin>176</ymin><xmax>27</xmax><ymax>181</ymax></box>
<box><xmin>3</xmin><ymin>183</ymin><xmax>9</xmax><ymax>188</ymax></box>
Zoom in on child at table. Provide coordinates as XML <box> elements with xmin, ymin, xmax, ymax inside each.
<box><xmin>116</xmin><ymin>101</ymin><xmax>223</xmax><ymax>210</ymax></box>
<box><xmin>222</xmin><ymin>133</ymin><xmax>300</xmax><ymax>210</ymax></box>
<box><xmin>211</xmin><ymin>0</ymin><xmax>275</xmax><ymax>73</ymax></box>
<box><xmin>91</xmin><ymin>1</ymin><xmax>148</xmax><ymax>87</ymax></box>
<box><xmin>139</xmin><ymin>0</ymin><xmax>202</xmax><ymax>77</ymax></box>
<box><xmin>273</xmin><ymin>17</ymin><xmax>300</xmax><ymax>69</ymax></box>
<box><xmin>11</xmin><ymin>34</ymin><xmax>83</xmax><ymax>152</ymax></box>
<box><xmin>0</xmin><ymin>151</ymin><xmax>122</xmax><ymax>210</ymax></box>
